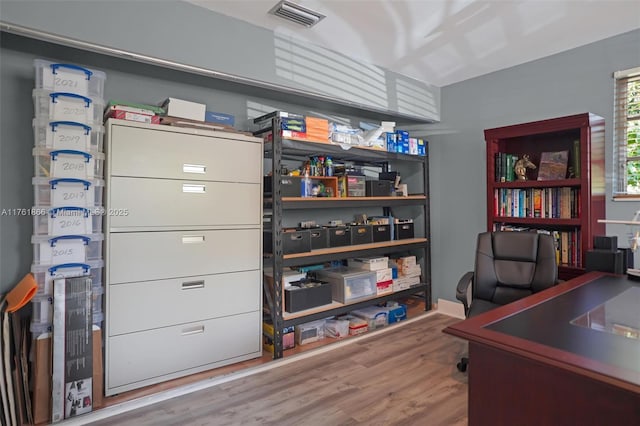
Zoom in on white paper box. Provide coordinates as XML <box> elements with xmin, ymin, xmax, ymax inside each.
<box><xmin>162</xmin><ymin>97</ymin><xmax>206</xmax><ymax>121</ymax></box>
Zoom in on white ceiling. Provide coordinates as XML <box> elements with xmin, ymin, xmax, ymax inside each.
<box><xmin>187</xmin><ymin>0</ymin><xmax>640</xmax><ymax>87</ymax></box>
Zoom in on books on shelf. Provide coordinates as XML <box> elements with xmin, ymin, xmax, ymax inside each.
<box><xmin>494</xmin><ymin>187</ymin><xmax>580</xmax><ymax>219</ymax></box>
<box><xmin>537</xmin><ymin>150</ymin><xmax>569</xmax><ymax>181</ymax></box>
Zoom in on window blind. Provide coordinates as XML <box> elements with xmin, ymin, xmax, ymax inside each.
<box><xmin>613</xmin><ymin>67</ymin><xmax>640</xmax><ymax>196</ymax></box>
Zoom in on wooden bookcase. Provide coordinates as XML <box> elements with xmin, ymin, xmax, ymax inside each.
<box><xmin>484</xmin><ymin>113</ymin><xmax>605</xmax><ymax>280</ymax></box>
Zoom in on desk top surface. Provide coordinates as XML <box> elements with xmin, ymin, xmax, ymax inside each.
<box><xmin>444</xmin><ymin>272</ymin><xmax>640</xmax><ymax>389</ymax></box>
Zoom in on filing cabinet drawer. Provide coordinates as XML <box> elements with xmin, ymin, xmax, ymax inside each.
<box><xmin>108</xmin><ymin>229</ymin><xmax>260</xmax><ymax>284</ymax></box>
<box><xmin>109</xmin><ymin>177</ymin><xmax>260</xmax><ymax>228</ymax></box>
<box><xmin>107</xmin><ymin>311</ymin><xmax>261</xmax><ymax>392</ymax></box>
<box><xmin>109</xmin><ymin>124</ymin><xmax>262</xmax><ymax>183</ymax></box>
<box><xmin>108</xmin><ymin>270</ymin><xmax>261</xmax><ymax>335</ymax></box>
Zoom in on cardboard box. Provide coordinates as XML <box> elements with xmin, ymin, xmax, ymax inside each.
<box><xmin>105</xmin><ymin>108</ymin><xmax>160</xmax><ymax>124</ymax></box>
<box><xmin>375</xmin><ymin>268</ymin><xmax>393</xmax><ymax>283</ymax></box>
<box><xmin>162</xmin><ymin>97</ymin><xmax>206</xmax><ymax>121</ymax></box>
<box><xmin>377</xmin><ymin>279</ymin><xmax>393</xmax><ymax>295</ymax></box>
<box><xmin>32</xmin><ymin>328</ymin><xmax>103</xmax><ymax>425</ymax></box>
<box><xmin>338</xmin><ymin>314</ymin><xmax>368</xmax><ymax>335</ymax></box>
<box><xmin>351</xmin><ymin>257</ymin><xmax>389</xmax><ymax>271</ymax></box>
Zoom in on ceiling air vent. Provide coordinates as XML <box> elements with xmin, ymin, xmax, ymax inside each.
<box><xmin>268</xmin><ymin>1</ymin><xmax>325</xmax><ymax>28</ymax></box>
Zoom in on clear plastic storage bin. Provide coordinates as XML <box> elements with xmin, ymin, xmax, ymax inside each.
<box><xmin>34</xmin><ymin>147</ymin><xmax>104</xmax><ymax>179</ymax></box>
<box><xmin>34</xmin><ymin>59</ymin><xmax>106</xmax><ymax>99</ymax></box>
<box><xmin>32</xmin><ymin>206</ymin><xmax>103</xmax><ymax>236</ymax></box>
<box><xmin>30</xmin><ymin>312</ymin><xmax>104</xmax><ymax>338</ymax></box>
<box><xmin>33</xmin><ymin>177</ymin><xmax>104</xmax><ymax>208</ymax></box>
<box><xmin>92</xmin><ymin>284</ymin><xmax>104</xmax><ymax>315</ymax></box>
<box><xmin>31</xmin><ymin>259</ymin><xmax>104</xmax><ymax>297</ymax></box>
<box><xmin>315</xmin><ymin>267</ymin><xmax>378</xmax><ymax>303</ymax></box>
<box><xmin>32</xmin><ymin>233</ymin><xmax>104</xmax><ymax>265</ymax></box>
<box><xmin>32</xmin><ymin>89</ymin><xmax>105</xmax><ymax>124</ymax></box>
<box><xmin>33</xmin><ymin>118</ymin><xmax>104</xmax><ymax>151</ymax></box>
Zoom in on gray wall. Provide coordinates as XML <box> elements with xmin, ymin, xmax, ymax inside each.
<box><xmin>427</xmin><ymin>29</ymin><xmax>640</xmax><ymax>304</ymax></box>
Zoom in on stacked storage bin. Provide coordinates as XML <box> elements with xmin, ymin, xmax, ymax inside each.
<box><xmin>30</xmin><ymin>60</ymin><xmax>106</xmax><ymax>337</ymax></box>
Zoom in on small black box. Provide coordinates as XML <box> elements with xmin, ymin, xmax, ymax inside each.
<box><xmin>349</xmin><ymin>225</ymin><xmax>373</xmax><ymax>245</ymax></box>
<box><xmin>593</xmin><ymin>236</ymin><xmax>618</xmax><ymax>251</ymax></box>
<box><xmin>371</xmin><ymin>224</ymin><xmax>391</xmax><ymax>242</ymax></box>
<box><xmin>378</xmin><ymin>171</ymin><xmax>398</xmax><ymax>182</ymax></box>
<box><xmin>285</xmin><ymin>279</ymin><xmax>332</xmax><ymax>313</ymax></box>
<box><xmin>394</xmin><ymin>222</ymin><xmax>415</xmax><ymax>239</ymax></box>
<box><xmin>366</xmin><ymin>180</ymin><xmax>394</xmax><ymax>197</ymax></box>
<box><xmin>585</xmin><ymin>250</ymin><xmax>625</xmax><ymax>274</ymax></box>
<box><xmin>307</xmin><ymin>227</ymin><xmax>328</xmax><ymax>250</ymax></box>
<box><xmin>264</xmin><ymin>229</ymin><xmax>311</xmax><ymax>254</ymax></box>
<box><xmin>263</xmin><ymin>175</ymin><xmax>302</xmax><ymax>197</ymax></box>
<box><xmin>327</xmin><ymin>226</ymin><xmax>350</xmax><ymax>247</ymax></box>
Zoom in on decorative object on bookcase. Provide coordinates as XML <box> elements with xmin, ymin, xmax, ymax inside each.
<box><xmin>485</xmin><ymin>113</ymin><xmax>605</xmax><ymax>281</ymax></box>
<box><xmin>537</xmin><ymin>150</ymin><xmax>569</xmax><ymax>181</ymax></box>
<box><xmin>514</xmin><ymin>155</ymin><xmax>536</xmax><ymax>181</ymax></box>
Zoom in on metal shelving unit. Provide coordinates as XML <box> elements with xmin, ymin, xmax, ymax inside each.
<box><xmin>263</xmin><ymin>117</ymin><xmax>432</xmax><ymax>359</ymax></box>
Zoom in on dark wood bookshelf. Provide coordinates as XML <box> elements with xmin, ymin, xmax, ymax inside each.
<box><xmin>485</xmin><ymin>113</ymin><xmax>605</xmax><ymax>280</ymax></box>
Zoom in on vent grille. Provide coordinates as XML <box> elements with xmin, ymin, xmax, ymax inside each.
<box><xmin>268</xmin><ymin>1</ymin><xmax>325</xmax><ymax>27</ymax></box>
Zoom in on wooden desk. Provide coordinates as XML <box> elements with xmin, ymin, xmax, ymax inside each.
<box><xmin>444</xmin><ymin>271</ymin><xmax>640</xmax><ymax>425</ymax></box>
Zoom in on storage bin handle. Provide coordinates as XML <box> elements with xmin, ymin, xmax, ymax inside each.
<box><xmin>49</xmin><ymin>92</ymin><xmax>92</xmax><ymax>107</ymax></box>
<box><xmin>47</xmin><ymin>262</ymin><xmax>90</xmax><ymax>276</ymax></box>
<box><xmin>49</xmin><ymin>178</ymin><xmax>91</xmax><ymax>189</ymax></box>
<box><xmin>48</xmin><ymin>235</ymin><xmax>90</xmax><ymax>246</ymax></box>
<box><xmin>50</xmin><ymin>150</ymin><xmax>92</xmax><ymax>163</ymax></box>
<box><xmin>49</xmin><ymin>206</ymin><xmax>90</xmax><ymax>218</ymax></box>
<box><xmin>49</xmin><ymin>121</ymin><xmax>91</xmax><ymax>135</ymax></box>
<box><xmin>289</xmin><ymin>234</ymin><xmax>303</xmax><ymax>240</ymax></box>
<box><xmin>50</xmin><ymin>63</ymin><xmax>93</xmax><ymax>80</ymax></box>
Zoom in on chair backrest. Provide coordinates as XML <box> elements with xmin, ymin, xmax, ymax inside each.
<box><xmin>474</xmin><ymin>231</ymin><xmax>558</xmax><ymax>306</ymax></box>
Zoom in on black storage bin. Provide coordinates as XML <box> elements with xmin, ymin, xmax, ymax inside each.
<box><xmin>366</xmin><ymin>180</ymin><xmax>394</xmax><ymax>196</ymax></box>
<box><xmin>394</xmin><ymin>222</ymin><xmax>415</xmax><ymax>239</ymax></box>
<box><xmin>349</xmin><ymin>225</ymin><xmax>373</xmax><ymax>245</ymax></box>
<box><xmin>264</xmin><ymin>229</ymin><xmax>311</xmax><ymax>254</ymax></box>
<box><xmin>326</xmin><ymin>226</ymin><xmax>350</xmax><ymax>247</ymax></box>
<box><xmin>285</xmin><ymin>279</ymin><xmax>332</xmax><ymax>313</ymax></box>
<box><xmin>263</xmin><ymin>175</ymin><xmax>302</xmax><ymax>197</ymax></box>
<box><xmin>307</xmin><ymin>227</ymin><xmax>328</xmax><ymax>250</ymax></box>
<box><xmin>371</xmin><ymin>224</ymin><xmax>391</xmax><ymax>242</ymax></box>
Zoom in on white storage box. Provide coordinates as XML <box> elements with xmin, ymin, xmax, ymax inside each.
<box><xmin>33</xmin><ymin>177</ymin><xmax>104</xmax><ymax>207</ymax></box>
<box><xmin>33</xmin><ymin>147</ymin><xmax>104</xmax><ymax>179</ymax></box>
<box><xmin>33</xmin><ymin>118</ymin><xmax>104</xmax><ymax>151</ymax></box>
<box><xmin>350</xmin><ymin>257</ymin><xmax>389</xmax><ymax>271</ymax></box>
<box><xmin>34</xmin><ymin>59</ymin><xmax>106</xmax><ymax>98</ymax></box>
<box><xmin>351</xmin><ymin>306</ymin><xmax>389</xmax><ymax>330</ymax></box>
<box><xmin>33</xmin><ymin>206</ymin><xmax>103</xmax><ymax>236</ymax></box>
<box><xmin>315</xmin><ymin>267</ymin><xmax>377</xmax><ymax>303</ymax></box>
<box><xmin>31</xmin><ymin>259</ymin><xmax>104</xmax><ymax>297</ymax></box>
<box><xmin>32</xmin><ymin>233</ymin><xmax>104</xmax><ymax>265</ymax></box>
<box><xmin>32</xmin><ymin>89</ymin><xmax>105</xmax><ymax>124</ymax></box>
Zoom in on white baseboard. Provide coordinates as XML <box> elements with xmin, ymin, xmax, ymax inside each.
<box><xmin>436</xmin><ymin>298</ymin><xmax>465</xmax><ymax>319</ymax></box>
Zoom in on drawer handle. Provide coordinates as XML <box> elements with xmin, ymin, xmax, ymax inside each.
<box><xmin>357</xmin><ymin>228</ymin><xmax>366</xmax><ymax>234</ymax></box>
<box><xmin>182</xmin><ymin>235</ymin><xmax>205</xmax><ymax>244</ymax></box>
<box><xmin>181</xmin><ymin>280</ymin><xmax>205</xmax><ymax>290</ymax></box>
<box><xmin>310</xmin><ymin>231</ymin><xmax>321</xmax><ymax>237</ymax></box>
<box><xmin>183</xmin><ymin>164</ymin><xmax>206</xmax><ymax>174</ymax></box>
<box><xmin>335</xmin><ymin>230</ymin><xmax>345</xmax><ymax>236</ymax></box>
<box><xmin>181</xmin><ymin>325</ymin><xmax>205</xmax><ymax>336</ymax></box>
<box><xmin>182</xmin><ymin>184</ymin><xmax>206</xmax><ymax>193</ymax></box>
<box><xmin>289</xmin><ymin>234</ymin><xmax>303</xmax><ymax>241</ymax></box>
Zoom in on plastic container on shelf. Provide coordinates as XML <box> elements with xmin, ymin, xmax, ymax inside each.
<box><xmin>31</xmin><ymin>294</ymin><xmax>53</xmax><ymax>325</ymax></box>
<box><xmin>33</xmin><ymin>177</ymin><xmax>104</xmax><ymax>208</ymax></box>
<box><xmin>32</xmin><ymin>233</ymin><xmax>104</xmax><ymax>265</ymax></box>
<box><xmin>32</xmin><ymin>206</ymin><xmax>103</xmax><ymax>236</ymax></box>
<box><xmin>34</xmin><ymin>59</ymin><xmax>106</xmax><ymax>99</ymax></box>
<box><xmin>33</xmin><ymin>147</ymin><xmax>104</xmax><ymax>179</ymax></box>
<box><xmin>31</xmin><ymin>259</ymin><xmax>104</xmax><ymax>297</ymax></box>
<box><xmin>33</xmin><ymin>118</ymin><xmax>104</xmax><ymax>151</ymax></box>
<box><xmin>92</xmin><ymin>284</ymin><xmax>104</xmax><ymax>315</ymax></box>
<box><xmin>32</xmin><ymin>89</ymin><xmax>105</xmax><ymax>124</ymax></box>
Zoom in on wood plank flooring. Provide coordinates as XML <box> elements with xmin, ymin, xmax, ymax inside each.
<box><xmin>89</xmin><ymin>314</ymin><xmax>468</xmax><ymax>426</ymax></box>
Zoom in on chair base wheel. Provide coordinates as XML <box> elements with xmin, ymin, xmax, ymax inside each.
<box><xmin>457</xmin><ymin>357</ymin><xmax>468</xmax><ymax>372</ymax></box>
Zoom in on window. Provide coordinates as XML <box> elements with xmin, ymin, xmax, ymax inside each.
<box><xmin>614</xmin><ymin>67</ymin><xmax>640</xmax><ymax>197</ymax></box>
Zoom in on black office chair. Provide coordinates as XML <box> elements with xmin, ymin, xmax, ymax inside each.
<box><xmin>455</xmin><ymin>231</ymin><xmax>558</xmax><ymax>372</ymax></box>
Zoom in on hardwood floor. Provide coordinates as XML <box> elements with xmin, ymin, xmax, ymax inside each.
<box><xmin>88</xmin><ymin>314</ymin><xmax>468</xmax><ymax>426</ymax></box>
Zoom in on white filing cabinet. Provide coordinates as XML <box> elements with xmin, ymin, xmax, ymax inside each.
<box><xmin>104</xmin><ymin>119</ymin><xmax>263</xmax><ymax>395</ymax></box>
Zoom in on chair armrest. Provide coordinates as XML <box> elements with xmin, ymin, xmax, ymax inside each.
<box><xmin>456</xmin><ymin>271</ymin><xmax>474</xmax><ymax>315</ymax></box>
